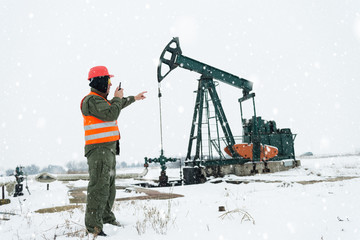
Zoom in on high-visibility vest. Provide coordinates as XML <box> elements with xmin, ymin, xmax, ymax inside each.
<box><xmin>81</xmin><ymin>92</ymin><xmax>120</xmax><ymax>145</ymax></box>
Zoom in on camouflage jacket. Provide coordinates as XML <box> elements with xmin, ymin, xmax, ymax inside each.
<box><xmin>81</xmin><ymin>88</ymin><xmax>135</xmax><ymax>156</ymax></box>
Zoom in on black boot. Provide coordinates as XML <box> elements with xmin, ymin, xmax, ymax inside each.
<box><xmin>97</xmin><ymin>230</ymin><xmax>107</xmax><ymax>237</ymax></box>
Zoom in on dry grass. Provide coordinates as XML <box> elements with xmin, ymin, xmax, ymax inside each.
<box><xmin>219</xmin><ymin>208</ymin><xmax>255</xmax><ymax>224</ymax></box>
<box><xmin>40</xmin><ymin>219</ymin><xmax>88</xmax><ymax>239</ymax></box>
<box><xmin>112</xmin><ymin>187</ymin><xmax>179</xmax><ymax>235</ymax></box>
<box><xmin>134</xmin><ymin>199</ymin><xmax>176</xmax><ymax>235</ymax></box>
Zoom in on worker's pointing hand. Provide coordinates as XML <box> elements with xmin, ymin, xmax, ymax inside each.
<box><xmin>135</xmin><ymin>91</ymin><xmax>147</xmax><ymax>101</ymax></box>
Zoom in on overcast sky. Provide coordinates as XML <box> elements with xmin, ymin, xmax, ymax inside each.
<box><xmin>1</xmin><ymin>0</ymin><xmax>360</xmax><ymax>170</ymax></box>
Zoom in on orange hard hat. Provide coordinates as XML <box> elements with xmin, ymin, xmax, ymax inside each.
<box><xmin>88</xmin><ymin>66</ymin><xmax>114</xmax><ymax>80</ymax></box>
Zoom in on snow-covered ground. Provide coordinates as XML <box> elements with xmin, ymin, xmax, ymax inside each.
<box><xmin>1</xmin><ymin>155</ymin><xmax>360</xmax><ymax>240</ymax></box>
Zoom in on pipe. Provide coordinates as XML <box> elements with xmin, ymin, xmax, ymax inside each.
<box><xmin>35</xmin><ymin>167</ymin><xmax>149</xmax><ymax>183</ymax></box>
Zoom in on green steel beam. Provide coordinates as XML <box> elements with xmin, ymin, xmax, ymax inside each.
<box><xmin>175</xmin><ymin>55</ymin><xmax>253</xmax><ymax>93</ymax></box>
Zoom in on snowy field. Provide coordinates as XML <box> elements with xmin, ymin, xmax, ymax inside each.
<box><xmin>1</xmin><ymin>155</ymin><xmax>360</xmax><ymax>240</ymax></box>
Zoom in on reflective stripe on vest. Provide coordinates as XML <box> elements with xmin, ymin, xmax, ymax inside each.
<box><xmin>82</xmin><ymin>92</ymin><xmax>120</xmax><ymax>145</ymax></box>
<box><xmin>84</xmin><ymin>121</ymin><xmax>117</xmax><ymax>131</ymax></box>
<box><xmin>85</xmin><ymin>130</ymin><xmax>119</xmax><ymax>141</ymax></box>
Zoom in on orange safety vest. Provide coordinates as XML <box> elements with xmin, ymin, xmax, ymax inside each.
<box><xmin>81</xmin><ymin>92</ymin><xmax>120</xmax><ymax>145</ymax></box>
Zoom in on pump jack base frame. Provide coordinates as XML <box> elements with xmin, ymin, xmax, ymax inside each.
<box><xmin>195</xmin><ymin>159</ymin><xmax>301</xmax><ymax>180</ymax></box>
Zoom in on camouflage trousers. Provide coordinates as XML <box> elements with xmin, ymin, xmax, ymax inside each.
<box><xmin>85</xmin><ymin>147</ymin><xmax>116</xmax><ymax>233</ymax></box>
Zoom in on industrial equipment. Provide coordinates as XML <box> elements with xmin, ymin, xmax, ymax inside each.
<box><xmin>148</xmin><ymin>37</ymin><xmax>297</xmax><ymax>185</ymax></box>
<box><xmin>144</xmin><ymin>152</ymin><xmax>178</xmax><ymax>187</ymax></box>
<box><xmin>13</xmin><ymin>166</ymin><xmax>24</xmax><ymax>197</ymax></box>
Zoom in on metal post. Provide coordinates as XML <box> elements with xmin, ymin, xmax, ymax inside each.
<box><xmin>195</xmin><ymin>82</ymin><xmax>204</xmax><ymax>162</ymax></box>
<box><xmin>186</xmin><ymin>80</ymin><xmax>202</xmax><ymax>164</ymax></box>
<box><xmin>252</xmin><ymin>95</ymin><xmax>257</xmax><ymax>118</ymax></box>
<box><xmin>204</xmin><ymin>90</ymin><xmax>212</xmax><ymax>159</ymax></box>
<box><xmin>251</xmin><ymin>96</ymin><xmax>261</xmax><ymax>162</ymax></box>
<box><xmin>239</xmin><ymin>100</ymin><xmax>244</xmax><ymax>128</ymax></box>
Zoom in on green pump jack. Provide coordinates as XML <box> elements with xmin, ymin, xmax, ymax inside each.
<box><xmin>145</xmin><ymin>37</ymin><xmax>297</xmax><ymax>185</ymax></box>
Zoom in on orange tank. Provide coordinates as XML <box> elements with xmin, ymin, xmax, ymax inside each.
<box><xmin>224</xmin><ymin>143</ymin><xmax>278</xmax><ymax>161</ymax></box>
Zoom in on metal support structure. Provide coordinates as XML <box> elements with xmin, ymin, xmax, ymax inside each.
<box><xmin>186</xmin><ymin>83</ymin><xmax>202</xmax><ymax>162</ymax></box>
<box><xmin>186</xmin><ymin>76</ymin><xmax>240</xmax><ymax>166</ymax></box>
<box><xmin>206</xmin><ymin>79</ymin><xmax>237</xmax><ymax>153</ymax></box>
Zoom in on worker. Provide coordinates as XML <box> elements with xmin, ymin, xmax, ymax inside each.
<box><xmin>81</xmin><ymin>66</ymin><xmax>146</xmax><ymax>236</ymax></box>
